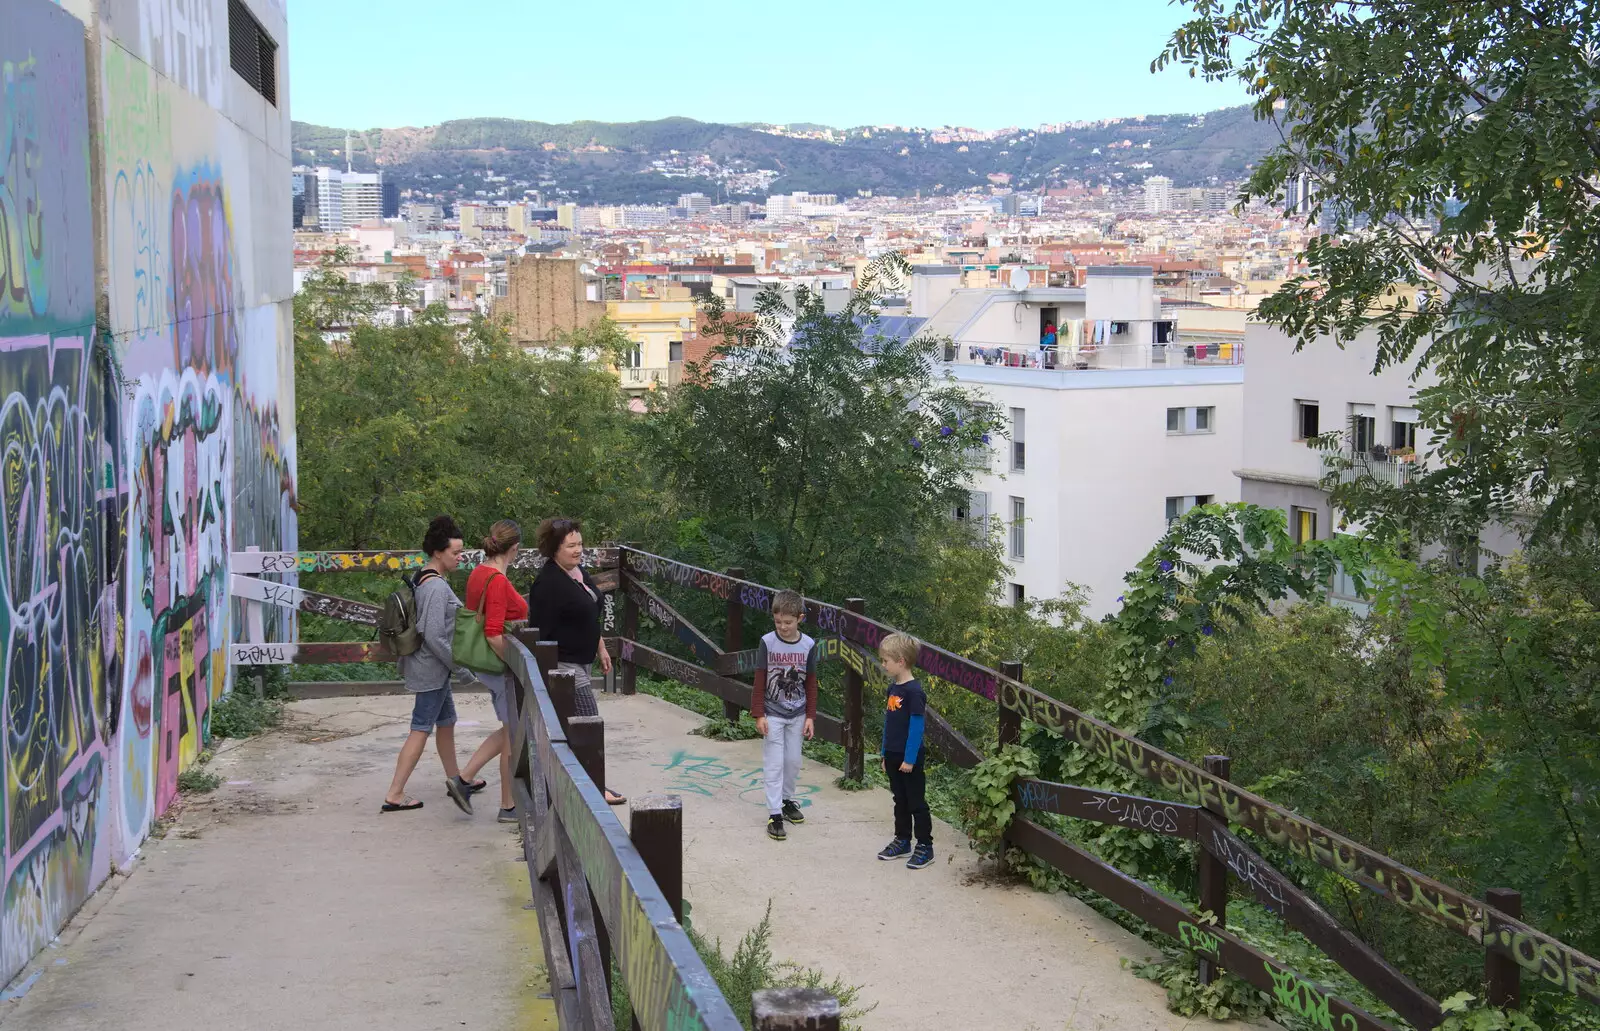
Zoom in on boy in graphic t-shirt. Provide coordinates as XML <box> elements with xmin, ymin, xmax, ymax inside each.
<box><xmin>876</xmin><ymin>632</ymin><xmax>933</xmax><ymax>870</ymax></box>
<box><xmin>751</xmin><ymin>590</ymin><xmax>818</xmax><ymax>841</ymax></box>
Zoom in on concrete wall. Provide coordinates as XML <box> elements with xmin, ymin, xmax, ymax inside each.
<box><xmin>0</xmin><ymin>0</ymin><xmax>295</xmax><ymax>984</ymax></box>
<box><xmin>957</xmin><ymin>364</ymin><xmax>1243</xmax><ymax>617</ymax></box>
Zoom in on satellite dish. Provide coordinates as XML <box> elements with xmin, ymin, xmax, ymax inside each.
<box><xmin>1007</xmin><ymin>267</ymin><xmax>1028</xmax><ymax>291</ymax></box>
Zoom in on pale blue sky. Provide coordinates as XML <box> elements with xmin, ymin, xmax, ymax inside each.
<box><xmin>287</xmin><ymin>0</ymin><xmax>1250</xmax><ymax>130</ymax></box>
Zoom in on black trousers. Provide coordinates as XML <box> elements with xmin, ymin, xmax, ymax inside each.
<box><xmin>884</xmin><ymin>751</ymin><xmax>931</xmax><ymax>845</ymax></box>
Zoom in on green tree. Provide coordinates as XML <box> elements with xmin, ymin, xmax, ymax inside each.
<box><xmin>644</xmin><ymin>256</ymin><xmax>1007</xmax><ymax>626</ymax></box>
<box><xmin>294</xmin><ymin>290</ymin><xmax>651</xmax><ymax>552</ymax></box>
<box><xmin>1160</xmin><ymin>1</ymin><xmax>1600</xmax><ymax>545</ymax></box>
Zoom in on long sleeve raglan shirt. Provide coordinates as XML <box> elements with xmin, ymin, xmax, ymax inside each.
<box><xmin>881</xmin><ymin>677</ymin><xmax>926</xmax><ymax>766</ymax></box>
<box><xmin>749</xmin><ymin>630</ymin><xmax>818</xmax><ymax>720</ymax></box>
<box><xmin>399</xmin><ymin>570</ymin><xmax>462</xmax><ymax>691</ymax></box>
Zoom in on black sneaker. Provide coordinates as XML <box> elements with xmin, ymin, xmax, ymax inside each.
<box><xmin>497</xmin><ymin>807</ymin><xmax>519</xmax><ymax>824</ymax></box>
<box><xmin>444</xmin><ymin>777</ymin><xmax>474</xmax><ymax>815</ymax></box>
<box><xmin>877</xmin><ymin>837</ymin><xmax>911</xmax><ymax>861</ymax></box>
<box><xmin>906</xmin><ymin>842</ymin><xmax>934</xmax><ymax>870</ymax></box>
<box><xmin>781</xmin><ymin>799</ymin><xmax>806</xmax><ymax>824</ymax></box>
<box><xmin>767</xmin><ymin>816</ymin><xmax>786</xmax><ymax>841</ymax></box>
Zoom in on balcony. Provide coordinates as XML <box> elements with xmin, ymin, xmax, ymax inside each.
<box><xmin>620</xmin><ymin>363</ymin><xmax>684</xmax><ymax>391</ymax></box>
<box><xmin>1326</xmin><ymin>447</ymin><xmax>1420</xmax><ymax>488</ymax></box>
<box><xmin>947</xmin><ymin>340</ymin><xmax>1244</xmax><ymax>371</ymax></box>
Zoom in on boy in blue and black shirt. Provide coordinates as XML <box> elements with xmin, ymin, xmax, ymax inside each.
<box><xmin>876</xmin><ymin>633</ymin><xmax>933</xmax><ymax>870</ymax></box>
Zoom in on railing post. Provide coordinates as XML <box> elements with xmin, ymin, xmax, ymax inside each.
<box><xmin>839</xmin><ymin>599</ymin><xmax>866</xmax><ymax>783</ymax></box>
<box><xmin>724</xmin><ymin>567</ymin><xmax>746</xmax><ymax>723</ymax></box>
<box><xmin>567</xmin><ymin>715</ymin><xmax>606</xmax><ymax>797</ymax></box>
<box><xmin>1196</xmin><ymin>754</ymin><xmax>1231</xmax><ymax>985</ymax></box>
<box><xmin>752</xmin><ymin>988</ymin><xmax>840</xmax><ymax>1031</ymax></box>
<box><xmin>631</xmin><ymin>795</ymin><xmax>683</xmax><ymax>923</ymax></box>
<box><xmin>998</xmin><ymin>660</ymin><xmax>1023</xmax><ymax>751</ymax></box>
<box><xmin>244</xmin><ymin>545</ymin><xmax>267</xmax><ymax>698</ymax></box>
<box><xmin>621</xmin><ymin>544</ymin><xmax>639</xmax><ymax>696</ymax></box>
<box><xmin>548</xmin><ymin>664</ymin><xmax>577</xmax><ymax>735</ymax></box>
<box><xmin>533</xmin><ymin>640</ymin><xmax>558</xmax><ymax>681</ymax></box>
<box><xmin>1486</xmin><ymin>888</ymin><xmax>1523</xmax><ymax>1010</ymax></box>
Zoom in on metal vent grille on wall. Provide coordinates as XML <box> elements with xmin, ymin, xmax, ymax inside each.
<box><xmin>229</xmin><ymin>0</ymin><xmax>277</xmax><ymax>105</ymax></box>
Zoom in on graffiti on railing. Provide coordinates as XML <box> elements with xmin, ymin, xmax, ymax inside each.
<box><xmin>229</xmin><ymin>574</ymin><xmax>381</xmax><ymax>625</ymax></box>
<box><xmin>1084</xmin><ymin>793</ymin><xmax>1185</xmax><ymax>837</ymax></box>
<box><xmin>233</xmin><ymin>546</ymin><xmax>618</xmax><ymax>576</ymax></box>
<box><xmin>1268</xmin><ymin>965</ymin><xmax>1356</xmax><ymax>1031</ymax></box>
<box><xmin>1178</xmin><ymin>921</ymin><xmax>1223</xmax><ymax>956</ymax></box>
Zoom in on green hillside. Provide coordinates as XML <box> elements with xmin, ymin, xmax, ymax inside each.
<box><xmin>291</xmin><ymin>106</ymin><xmax>1278</xmax><ymax>206</ymax></box>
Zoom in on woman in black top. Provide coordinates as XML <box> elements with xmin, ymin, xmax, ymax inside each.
<box><xmin>528</xmin><ymin>517</ymin><xmax>625</xmax><ymax>804</ymax></box>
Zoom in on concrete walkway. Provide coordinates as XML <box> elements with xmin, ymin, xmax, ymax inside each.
<box><xmin>602</xmin><ymin>692</ymin><xmax>1201</xmax><ymax>1031</ymax></box>
<box><xmin>2</xmin><ymin>688</ymin><xmax>1235</xmax><ymax>1031</ymax></box>
<box><xmin>0</xmin><ymin>693</ymin><xmax>556</xmax><ymax>1031</ymax></box>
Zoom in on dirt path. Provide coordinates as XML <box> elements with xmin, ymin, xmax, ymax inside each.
<box><xmin>601</xmin><ymin>692</ymin><xmax>1203</xmax><ymax>1031</ymax></box>
<box><xmin>0</xmin><ymin>694</ymin><xmax>556</xmax><ymax>1031</ymax></box>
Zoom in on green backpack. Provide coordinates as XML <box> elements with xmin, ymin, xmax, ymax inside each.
<box><xmin>378</xmin><ymin>569</ymin><xmax>443</xmax><ymax>657</ymax></box>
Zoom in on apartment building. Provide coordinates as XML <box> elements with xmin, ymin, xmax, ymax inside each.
<box><xmin>607</xmin><ymin>294</ymin><xmax>695</xmax><ymax>393</ymax></box>
<box><xmin>924</xmin><ymin>267</ymin><xmax>1243</xmax><ymax>616</ymax></box>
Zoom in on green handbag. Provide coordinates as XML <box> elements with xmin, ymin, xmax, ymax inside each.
<box><xmin>452</xmin><ymin>570</ymin><xmax>508</xmax><ymax>674</ymax></box>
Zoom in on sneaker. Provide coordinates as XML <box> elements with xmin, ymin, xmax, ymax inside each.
<box><xmin>767</xmin><ymin>816</ymin><xmax>786</xmax><ymax>841</ymax></box>
<box><xmin>906</xmin><ymin>843</ymin><xmax>934</xmax><ymax>870</ymax></box>
<box><xmin>781</xmin><ymin>799</ymin><xmax>806</xmax><ymax>824</ymax></box>
<box><xmin>497</xmin><ymin>807</ymin><xmax>519</xmax><ymax>824</ymax></box>
<box><xmin>877</xmin><ymin>837</ymin><xmax>911</xmax><ymax>861</ymax></box>
<box><xmin>444</xmin><ymin>777</ymin><xmax>474</xmax><ymax>815</ymax></box>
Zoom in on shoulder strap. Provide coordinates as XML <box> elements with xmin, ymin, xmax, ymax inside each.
<box><xmin>413</xmin><ymin>568</ymin><xmax>443</xmax><ymax>588</ymax></box>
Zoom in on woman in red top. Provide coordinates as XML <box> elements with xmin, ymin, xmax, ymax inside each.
<box><xmin>457</xmin><ymin>519</ymin><xmax>529</xmax><ymax>822</ymax></box>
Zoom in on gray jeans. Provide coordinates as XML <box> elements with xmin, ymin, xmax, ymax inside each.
<box><xmin>557</xmin><ymin>661</ymin><xmax>599</xmax><ymax>717</ymax></box>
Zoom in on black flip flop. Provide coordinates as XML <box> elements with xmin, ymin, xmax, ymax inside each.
<box><xmin>458</xmin><ymin>778</ymin><xmax>487</xmax><ymax>795</ymax></box>
<box><xmin>381</xmin><ymin>799</ymin><xmax>423</xmax><ymax>812</ymax></box>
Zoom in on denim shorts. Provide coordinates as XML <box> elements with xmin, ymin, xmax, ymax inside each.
<box><xmin>410</xmin><ymin>681</ymin><xmax>457</xmax><ymax>732</ymax></box>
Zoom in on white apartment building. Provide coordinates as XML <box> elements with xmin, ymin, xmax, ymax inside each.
<box><xmin>922</xmin><ymin>266</ymin><xmax>1244</xmax><ymax>616</ymax></box>
<box><xmin>1144</xmin><ymin>175</ymin><xmax>1174</xmax><ymax>214</ymax></box>
<box><xmin>309</xmin><ymin>167</ymin><xmax>383</xmax><ymax>232</ymax></box>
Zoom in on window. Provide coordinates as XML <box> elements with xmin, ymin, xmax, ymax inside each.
<box><xmin>1010</xmin><ymin>407</ymin><xmax>1026</xmax><ymax>471</ymax></box>
<box><xmin>1009</xmin><ymin>497</ymin><xmax>1025</xmax><ymax>558</ymax></box>
<box><xmin>629</xmin><ymin>344</ymin><xmax>642</xmax><ymax>368</ymax></box>
<box><xmin>1352</xmin><ymin>409</ymin><xmax>1377</xmax><ymax>454</ymax></box>
<box><xmin>1390</xmin><ymin>406</ymin><xmax>1418</xmax><ymax>451</ymax></box>
<box><xmin>669</xmin><ymin>340</ymin><xmax>683</xmax><ymax>362</ymax></box>
<box><xmin>1166</xmin><ymin>494</ymin><xmax>1213</xmax><ymax>525</ymax></box>
<box><xmin>954</xmin><ymin>490</ymin><xmax>989</xmax><ymax>529</ymax></box>
<box><xmin>1295</xmin><ymin>400</ymin><xmax>1320</xmax><ymax>441</ymax></box>
<box><xmin>228</xmin><ymin>0</ymin><xmax>278</xmax><ymax>105</ymax></box>
<box><xmin>1167</xmin><ymin>406</ymin><xmax>1215</xmax><ymax>434</ymax></box>
<box><xmin>1291</xmin><ymin>506</ymin><xmax>1318</xmax><ymax>544</ymax></box>
<box><xmin>1011</xmin><ymin>583</ymin><xmax>1026</xmax><ymax>606</ymax></box>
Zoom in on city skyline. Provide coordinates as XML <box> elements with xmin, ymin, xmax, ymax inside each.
<box><xmin>287</xmin><ymin>0</ymin><xmax>1251</xmax><ymax>131</ymax></box>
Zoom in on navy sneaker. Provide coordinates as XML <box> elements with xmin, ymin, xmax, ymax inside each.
<box><xmin>497</xmin><ymin>807</ymin><xmax>519</xmax><ymax>824</ymax></box>
<box><xmin>877</xmin><ymin>837</ymin><xmax>911</xmax><ymax>861</ymax></box>
<box><xmin>767</xmin><ymin>816</ymin><xmax>786</xmax><ymax>841</ymax></box>
<box><xmin>782</xmin><ymin>799</ymin><xmax>806</xmax><ymax>824</ymax></box>
<box><xmin>906</xmin><ymin>843</ymin><xmax>934</xmax><ymax>870</ymax></box>
<box><xmin>444</xmin><ymin>777</ymin><xmax>474</xmax><ymax>815</ymax></box>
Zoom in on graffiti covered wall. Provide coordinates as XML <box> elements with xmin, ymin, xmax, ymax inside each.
<box><xmin>0</xmin><ymin>0</ymin><xmax>296</xmax><ymax>985</ymax></box>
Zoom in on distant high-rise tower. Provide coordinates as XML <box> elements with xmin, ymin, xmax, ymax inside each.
<box><xmin>310</xmin><ymin>166</ymin><xmax>384</xmax><ymax>231</ymax></box>
<box><xmin>1143</xmin><ymin>175</ymin><xmax>1173</xmax><ymax>214</ymax></box>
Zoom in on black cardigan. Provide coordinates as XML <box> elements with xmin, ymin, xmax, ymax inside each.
<box><xmin>527</xmin><ymin>561</ymin><xmax>602</xmax><ymax>664</ymax></box>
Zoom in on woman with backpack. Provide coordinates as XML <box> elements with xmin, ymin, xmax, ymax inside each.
<box><xmin>383</xmin><ymin>515</ymin><xmax>478</xmax><ymax>814</ymax></box>
<box><xmin>528</xmin><ymin>516</ymin><xmax>625</xmax><ymax>804</ymax></box>
<box><xmin>455</xmin><ymin>519</ymin><xmax>529</xmax><ymax>823</ymax></box>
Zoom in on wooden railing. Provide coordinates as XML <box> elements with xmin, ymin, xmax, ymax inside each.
<box><xmin>225</xmin><ymin>543</ymin><xmax>1600</xmax><ymax>1028</ymax></box>
<box><xmin>612</xmin><ymin>546</ymin><xmax>1600</xmax><ymax>1030</ymax></box>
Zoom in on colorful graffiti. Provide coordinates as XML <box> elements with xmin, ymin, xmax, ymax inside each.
<box><xmin>0</xmin><ymin>0</ymin><xmax>118</xmax><ymax>985</ymax></box>
<box><xmin>128</xmin><ymin>366</ymin><xmax>229</xmax><ymax>816</ymax></box>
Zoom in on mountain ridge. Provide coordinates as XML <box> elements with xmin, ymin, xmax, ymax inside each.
<box><xmin>292</xmin><ymin>106</ymin><xmax>1278</xmax><ymax>206</ymax></box>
